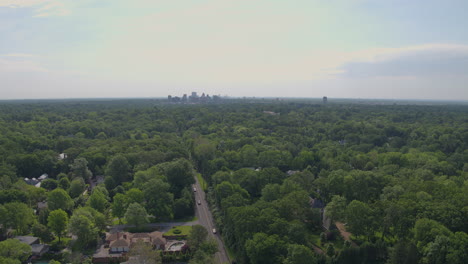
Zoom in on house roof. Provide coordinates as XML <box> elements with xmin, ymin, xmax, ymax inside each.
<box><xmin>15</xmin><ymin>236</ymin><xmax>39</xmax><ymax>245</ymax></box>
<box><xmin>310</xmin><ymin>198</ymin><xmax>325</xmax><ymax>209</ymax></box>
<box><xmin>37</xmin><ymin>201</ymin><xmax>48</xmax><ymax>209</ymax></box>
<box><xmin>150</xmin><ymin>231</ymin><xmax>166</xmax><ymax>245</ymax></box>
<box><xmin>107</xmin><ymin>231</ymin><xmax>168</xmax><ymax>248</ymax></box>
<box><xmin>132</xmin><ymin>233</ymin><xmax>149</xmax><ymax>238</ymax></box>
<box><xmin>110</xmin><ymin>239</ymin><xmax>129</xmax><ymax>248</ymax></box>
<box><xmin>31</xmin><ymin>244</ymin><xmax>49</xmax><ymax>255</ymax></box>
<box><xmin>106</xmin><ymin>233</ymin><xmax>118</xmax><ymax>241</ymax></box>
<box><xmin>152</xmin><ymin>236</ymin><xmax>166</xmax><ymax>245</ymax></box>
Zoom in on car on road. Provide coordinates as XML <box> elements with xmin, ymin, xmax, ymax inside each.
<box><xmin>197</xmin><ymin>200</ymin><xmax>201</xmax><ymax>205</ymax></box>
<box><xmin>193</xmin><ymin>187</ymin><xmax>197</xmax><ymax>192</ymax></box>
<box><xmin>212</xmin><ymin>228</ymin><xmax>216</xmax><ymax>234</ymax></box>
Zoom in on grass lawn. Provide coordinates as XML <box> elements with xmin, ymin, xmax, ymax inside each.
<box><xmin>373</xmin><ymin>231</ymin><xmax>398</xmax><ymax>244</ymax></box>
<box><xmin>111</xmin><ymin>218</ymin><xmax>128</xmax><ymax>225</ymax></box>
<box><xmin>196</xmin><ymin>173</ymin><xmax>208</xmax><ymax>191</ymax></box>
<box><xmin>164</xmin><ymin>226</ymin><xmax>193</xmax><ymax>236</ymax></box>
<box><xmin>309</xmin><ymin>234</ymin><xmax>321</xmax><ymax>245</ymax></box>
<box><xmin>50</xmin><ymin>237</ymin><xmax>71</xmax><ymax>251</ymax></box>
<box><xmin>330</xmin><ymin>238</ymin><xmax>345</xmax><ymax>250</ymax></box>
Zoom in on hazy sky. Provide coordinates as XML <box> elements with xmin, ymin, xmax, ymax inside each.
<box><xmin>1</xmin><ymin>0</ymin><xmax>468</xmax><ymax>100</ymax></box>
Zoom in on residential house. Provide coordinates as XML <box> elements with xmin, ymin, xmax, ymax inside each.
<box><xmin>31</xmin><ymin>244</ymin><xmax>50</xmax><ymax>258</ymax></box>
<box><xmin>15</xmin><ymin>236</ymin><xmax>49</xmax><ymax>259</ymax></box>
<box><xmin>15</xmin><ymin>236</ymin><xmax>39</xmax><ymax>245</ymax></box>
<box><xmin>24</xmin><ymin>173</ymin><xmax>48</xmax><ymax>188</ymax></box>
<box><xmin>106</xmin><ymin>231</ymin><xmax>167</xmax><ymax>253</ymax></box>
<box><xmin>309</xmin><ymin>197</ymin><xmax>333</xmax><ymax>231</ymax></box>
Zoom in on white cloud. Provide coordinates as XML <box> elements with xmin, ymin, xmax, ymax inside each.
<box><xmin>62</xmin><ymin>0</ymin><xmax>336</xmax><ymax>84</ymax></box>
<box><xmin>0</xmin><ymin>0</ymin><xmax>48</xmax><ymax>7</ymax></box>
<box><xmin>338</xmin><ymin>44</ymin><xmax>468</xmax><ymax>78</ymax></box>
<box><xmin>0</xmin><ymin>0</ymin><xmax>70</xmax><ymax>17</ymax></box>
<box><xmin>2</xmin><ymin>53</ymin><xmax>36</xmax><ymax>58</ymax></box>
<box><xmin>0</xmin><ymin>54</ymin><xmax>48</xmax><ymax>72</ymax></box>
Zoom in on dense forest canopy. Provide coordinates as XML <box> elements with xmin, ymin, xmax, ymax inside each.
<box><xmin>0</xmin><ymin>99</ymin><xmax>467</xmax><ymax>264</ymax></box>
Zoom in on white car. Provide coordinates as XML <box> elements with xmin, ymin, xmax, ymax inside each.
<box><xmin>212</xmin><ymin>228</ymin><xmax>216</xmax><ymax>234</ymax></box>
<box><xmin>193</xmin><ymin>187</ymin><xmax>197</xmax><ymax>192</ymax></box>
<box><xmin>197</xmin><ymin>200</ymin><xmax>201</xmax><ymax>205</ymax></box>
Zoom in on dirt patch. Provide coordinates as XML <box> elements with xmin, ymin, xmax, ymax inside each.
<box><xmin>335</xmin><ymin>222</ymin><xmax>358</xmax><ymax>247</ymax></box>
<box><xmin>312</xmin><ymin>244</ymin><xmax>324</xmax><ymax>254</ymax></box>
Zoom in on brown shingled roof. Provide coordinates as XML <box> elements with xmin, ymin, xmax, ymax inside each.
<box><xmin>132</xmin><ymin>233</ymin><xmax>150</xmax><ymax>238</ymax></box>
<box><xmin>110</xmin><ymin>239</ymin><xmax>129</xmax><ymax>248</ymax></box>
<box><xmin>150</xmin><ymin>231</ymin><xmax>166</xmax><ymax>245</ymax></box>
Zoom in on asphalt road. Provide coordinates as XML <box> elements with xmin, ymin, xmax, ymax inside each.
<box><xmin>194</xmin><ymin>177</ymin><xmax>231</xmax><ymax>264</ymax></box>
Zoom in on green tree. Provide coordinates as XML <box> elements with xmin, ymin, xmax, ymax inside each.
<box><xmin>240</xmin><ymin>145</ymin><xmax>258</xmax><ymax>167</ymax></box>
<box><xmin>287</xmin><ymin>220</ymin><xmax>307</xmax><ymax>245</ymax></box>
<box><xmin>283</xmin><ymin>244</ymin><xmax>317</xmax><ymax>264</ymax></box>
<box><xmin>74</xmin><ymin>207</ymin><xmax>106</xmax><ymax>232</ymax></box>
<box><xmin>0</xmin><ymin>239</ymin><xmax>31</xmax><ymax>263</ymax></box>
<box><xmin>325</xmin><ymin>195</ymin><xmax>347</xmax><ymax>222</ymax></box>
<box><xmin>413</xmin><ymin>218</ymin><xmax>452</xmax><ymax>251</ymax></box>
<box><xmin>258</xmin><ymin>150</ymin><xmax>292</xmax><ymax>170</ymax></box>
<box><xmin>103</xmin><ymin>176</ymin><xmax>116</xmax><ymax>191</ymax></box>
<box><xmin>245</xmin><ymin>233</ymin><xmax>286</xmax><ymax>264</ymax></box>
<box><xmin>343</xmin><ymin>170</ymin><xmax>388</xmax><ymax>202</ymax></box>
<box><xmin>447</xmin><ymin>232</ymin><xmax>468</xmax><ymax>264</ymax></box>
<box><xmin>41</xmin><ymin>179</ymin><xmax>58</xmax><ymax>191</ymax></box>
<box><xmin>112</xmin><ymin>193</ymin><xmax>128</xmax><ymax>223</ymax></box>
<box><xmin>199</xmin><ymin>239</ymin><xmax>218</xmax><ymax>256</ymax></box>
<box><xmin>189</xmin><ymin>250</ymin><xmax>214</xmax><ymax>264</ymax></box>
<box><xmin>211</xmin><ymin>171</ymin><xmax>231</xmax><ymax>185</ymax></box>
<box><xmin>70</xmin><ymin>158</ymin><xmax>92</xmax><ymax>182</ymax></box>
<box><xmin>261</xmin><ymin>184</ymin><xmax>281</xmax><ymax>202</ymax></box>
<box><xmin>128</xmin><ymin>240</ymin><xmax>162</xmax><ymax>264</ymax></box>
<box><xmin>58</xmin><ymin>177</ymin><xmax>70</xmax><ymax>190</ymax></box>
<box><xmin>0</xmin><ymin>163</ymin><xmax>16</xmax><ymax>190</ymax></box>
<box><xmin>32</xmin><ymin>223</ymin><xmax>53</xmax><ymax>243</ymax></box>
<box><xmin>2</xmin><ymin>202</ymin><xmax>35</xmax><ymax>234</ymax></box>
<box><xmin>106</xmin><ymin>155</ymin><xmax>130</xmax><ymax>185</ymax></box>
<box><xmin>126</xmin><ymin>188</ymin><xmax>144</xmax><ymax>204</ymax></box>
<box><xmin>68</xmin><ymin>213</ymin><xmax>97</xmax><ymax>247</ymax></box>
<box><xmin>275</xmin><ymin>190</ymin><xmax>310</xmax><ymax>221</ymax></box>
<box><xmin>188</xmin><ymin>225</ymin><xmax>208</xmax><ymax>250</ymax></box>
<box><xmin>345</xmin><ymin>200</ymin><xmax>375</xmax><ymax>240</ymax></box>
<box><xmin>194</xmin><ymin>139</ymin><xmax>216</xmax><ymax>175</ymax></box>
<box><xmin>215</xmin><ymin>181</ymin><xmax>249</xmax><ymax>205</ymax></box>
<box><xmin>125</xmin><ymin>203</ymin><xmax>148</xmax><ymax>228</ymax></box>
<box><xmin>0</xmin><ymin>257</ymin><xmax>21</xmax><ymax>264</ymax></box>
<box><xmin>424</xmin><ymin>235</ymin><xmax>450</xmax><ymax>264</ymax></box>
<box><xmin>48</xmin><ymin>209</ymin><xmax>69</xmax><ymax>242</ymax></box>
<box><xmin>326</xmin><ymin>244</ymin><xmax>335</xmax><ymax>257</ymax></box>
<box><xmin>48</xmin><ymin>188</ymin><xmax>74</xmax><ymax>211</ymax></box>
<box><xmin>86</xmin><ymin>189</ymin><xmax>108</xmax><ymax>213</ymax></box>
<box><xmin>291</xmin><ymin>150</ymin><xmax>319</xmax><ymax>170</ymax></box>
<box><xmin>68</xmin><ymin>178</ymin><xmax>86</xmax><ymax>198</ymax></box>
<box><xmin>158</xmin><ymin>159</ymin><xmax>194</xmax><ymax>196</ymax></box>
<box><xmin>174</xmin><ymin>187</ymin><xmax>194</xmax><ymax>219</ymax></box>
<box><xmin>132</xmin><ymin>166</ymin><xmax>165</xmax><ymax>190</ymax></box>
<box><xmin>143</xmin><ymin>179</ymin><xmax>174</xmax><ymax>220</ymax></box>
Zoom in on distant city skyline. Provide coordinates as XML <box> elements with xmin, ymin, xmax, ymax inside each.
<box><xmin>1</xmin><ymin>0</ymin><xmax>468</xmax><ymax>100</ymax></box>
